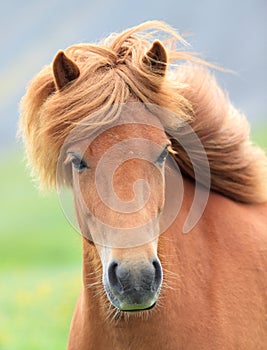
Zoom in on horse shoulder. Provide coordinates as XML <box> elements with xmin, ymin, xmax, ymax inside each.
<box><xmin>166</xmin><ymin>188</ymin><xmax>267</xmax><ymax>348</ymax></box>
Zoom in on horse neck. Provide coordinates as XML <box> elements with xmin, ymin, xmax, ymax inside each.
<box><xmin>68</xmin><ymin>178</ymin><xmax>267</xmax><ymax>350</ymax></box>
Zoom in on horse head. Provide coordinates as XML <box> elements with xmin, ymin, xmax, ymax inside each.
<box><xmin>53</xmin><ymin>40</ymin><xmax>172</xmax><ymax>311</ymax></box>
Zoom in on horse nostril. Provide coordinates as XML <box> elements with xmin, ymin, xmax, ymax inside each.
<box><xmin>107</xmin><ymin>259</ymin><xmax>162</xmax><ymax>297</ymax></box>
<box><xmin>152</xmin><ymin>259</ymin><xmax>162</xmax><ymax>292</ymax></box>
<box><xmin>108</xmin><ymin>261</ymin><xmax>126</xmax><ymax>295</ymax></box>
<box><xmin>108</xmin><ymin>261</ymin><xmax>120</xmax><ymax>288</ymax></box>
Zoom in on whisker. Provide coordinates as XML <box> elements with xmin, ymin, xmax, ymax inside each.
<box><xmin>86</xmin><ymin>281</ymin><xmax>102</xmax><ymax>288</ymax></box>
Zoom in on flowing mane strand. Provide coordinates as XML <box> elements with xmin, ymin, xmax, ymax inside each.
<box><xmin>169</xmin><ymin>64</ymin><xmax>267</xmax><ymax>203</ymax></box>
<box><xmin>19</xmin><ymin>20</ymin><xmax>267</xmax><ymax>203</ymax></box>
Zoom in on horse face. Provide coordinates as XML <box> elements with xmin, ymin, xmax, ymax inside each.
<box><xmin>67</xmin><ymin>118</ymin><xmax>169</xmax><ymax>311</ymax></box>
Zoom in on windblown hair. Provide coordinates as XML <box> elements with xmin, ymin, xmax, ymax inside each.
<box><xmin>19</xmin><ymin>20</ymin><xmax>267</xmax><ymax>203</ymax></box>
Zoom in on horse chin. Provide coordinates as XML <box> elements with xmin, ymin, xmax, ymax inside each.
<box><xmin>120</xmin><ymin>302</ymin><xmax>157</xmax><ymax>312</ymax></box>
<box><xmin>107</xmin><ymin>292</ymin><xmax>158</xmax><ymax>313</ymax></box>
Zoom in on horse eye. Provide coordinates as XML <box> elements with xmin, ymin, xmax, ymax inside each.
<box><xmin>70</xmin><ymin>156</ymin><xmax>88</xmax><ymax>172</ymax></box>
<box><xmin>157</xmin><ymin>147</ymin><xmax>169</xmax><ymax>164</ymax></box>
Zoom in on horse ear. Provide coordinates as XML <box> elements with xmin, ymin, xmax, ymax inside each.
<box><xmin>143</xmin><ymin>40</ymin><xmax>167</xmax><ymax>76</ymax></box>
<box><xmin>53</xmin><ymin>51</ymin><xmax>80</xmax><ymax>90</ymax></box>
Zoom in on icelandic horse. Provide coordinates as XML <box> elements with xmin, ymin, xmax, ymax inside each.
<box><xmin>19</xmin><ymin>21</ymin><xmax>267</xmax><ymax>349</ymax></box>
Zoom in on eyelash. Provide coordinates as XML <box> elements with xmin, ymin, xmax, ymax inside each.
<box><xmin>68</xmin><ymin>155</ymin><xmax>88</xmax><ymax>172</ymax></box>
<box><xmin>156</xmin><ymin>147</ymin><xmax>169</xmax><ymax>164</ymax></box>
<box><xmin>67</xmin><ymin>146</ymin><xmax>169</xmax><ymax>172</ymax></box>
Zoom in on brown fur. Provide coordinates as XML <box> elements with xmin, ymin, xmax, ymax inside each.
<box><xmin>68</xmin><ymin>179</ymin><xmax>267</xmax><ymax>350</ymax></box>
<box><xmin>19</xmin><ymin>20</ymin><xmax>267</xmax><ymax>203</ymax></box>
<box><xmin>18</xmin><ymin>21</ymin><xmax>267</xmax><ymax>350</ymax></box>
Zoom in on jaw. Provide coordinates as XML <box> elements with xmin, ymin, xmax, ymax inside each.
<box><xmin>120</xmin><ymin>302</ymin><xmax>157</xmax><ymax>312</ymax></box>
<box><xmin>104</xmin><ymin>282</ymin><xmax>161</xmax><ymax>313</ymax></box>
<box><xmin>111</xmin><ymin>299</ymin><xmax>158</xmax><ymax>313</ymax></box>
<box><xmin>109</xmin><ymin>298</ymin><xmax>159</xmax><ymax>316</ymax></box>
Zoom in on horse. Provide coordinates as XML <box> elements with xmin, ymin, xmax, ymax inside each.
<box><xmin>19</xmin><ymin>21</ymin><xmax>267</xmax><ymax>349</ymax></box>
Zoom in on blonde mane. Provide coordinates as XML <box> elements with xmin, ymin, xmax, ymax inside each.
<box><xmin>19</xmin><ymin>20</ymin><xmax>267</xmax><ymax>203</ymax></box>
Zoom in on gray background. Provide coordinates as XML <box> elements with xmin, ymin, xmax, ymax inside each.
<box><xmin>1</xmin><ymin>0</ymin><xmax>266</xmax><ymax>150</ymax></box>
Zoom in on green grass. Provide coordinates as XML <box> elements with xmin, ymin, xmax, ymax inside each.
<box><xmin>251</xmin><ymin>122</ymin><xmax>267</xmax><ymax>150</ymax></box>
<box><xmin>0</xmin><ymin>267</ymin><xmax>80</xmax><ymax>350</ymax></box>
<box><xmin>0</xmin><ymin>124</ymin><xmax>266</xmax><ymax>349</ymax></box>
<box><xmin>0</xmin><ymin>154</ymin><xmax>81</xmax><ymax>269</ymax></box>
<box><xmin>0</xmin><ymin>150</ymin><xmax>81</xmax><ymax>350</ymax></box>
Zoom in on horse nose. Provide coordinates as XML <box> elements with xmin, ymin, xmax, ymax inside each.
<box><xmin>107</xmin><ymin>258</ymin><xmax>162</xmax><ymax>301</ymax></box>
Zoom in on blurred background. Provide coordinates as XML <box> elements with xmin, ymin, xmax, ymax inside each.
<box><xmin>0</xmin><ymin>0</ymin><xmax>266</xmax><ymax>349</ymax></box>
